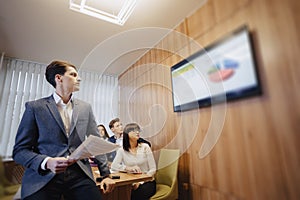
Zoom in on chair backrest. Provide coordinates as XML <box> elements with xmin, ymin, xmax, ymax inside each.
<box><xmin>0</xmin><ymin>157</ymin><xmax>12</xmax><ymax>187</ymax></box>
<box><xmin>155</xmin><ymin>149</ymin><xmax>180</xmax><ymax>187</ymax></box>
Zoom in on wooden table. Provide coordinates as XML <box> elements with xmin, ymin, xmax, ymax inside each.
<box><xmin>92</xmin><ymin>167</ymin><xmax>153</xmax><ymax>200</ymax></box>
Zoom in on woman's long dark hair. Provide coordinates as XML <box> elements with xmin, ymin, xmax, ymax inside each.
<box><xmin>97</xmin><ymin>124</ymin><xmax>109</xmax><ymax>139</ymax></box>
<box><xmin>122</xmin><ymin>123</ymin><xmax>141</xmax><ymax>152</ymax></box>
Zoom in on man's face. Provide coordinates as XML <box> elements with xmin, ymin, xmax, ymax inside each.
<box><xmin>60</xmin><ymin>66</ymin><xmax>81</xmax><ymax>92</ymax></box>
<box><xmin>111</xmin><ymin>121</ymin><xmax>123</xmax><ymax>135</ymax></box>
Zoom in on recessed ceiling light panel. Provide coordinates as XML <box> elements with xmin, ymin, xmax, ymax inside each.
<box><xmin>69</xmin><ymin>0</ymin><xmax>137</xmax><ymax>25</ymax></box>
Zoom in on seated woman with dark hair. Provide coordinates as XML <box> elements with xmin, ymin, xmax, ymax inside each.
<box><xmin>97</xmin><ymin>124</ymin><xmax>110</xmax><ymax>140</ymax></box>
<box><xmin>111</xmin><ymin>123</ymin><xmax>156</xmax><ymax>200</ymax></box>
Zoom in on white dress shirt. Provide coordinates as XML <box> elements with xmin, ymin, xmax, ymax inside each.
<box><xmin>54</xmin><ymin>93</ymin><xmax>73</xmax><ymax>136</ymax></box>
<box><xmin>111</xmin><ymin>143</ymin><xmax>156</xmax><ymax>176</ymax></box>
<box><xmin>41</xmin><ymin>93</ymin><xmax>73</xmax><ymax>170</ymax></box>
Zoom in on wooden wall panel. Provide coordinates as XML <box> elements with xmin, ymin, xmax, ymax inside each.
<box><xmin>119</xmin><ymin>0</ymin><xmax>300</xmax><ymax>199</ymax></box>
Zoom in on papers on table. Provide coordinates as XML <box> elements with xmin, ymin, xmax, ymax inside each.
<box><xmin>69</xmin><ymin>135</ymin><xmax>119</xmax><ymax>160</ymax></box>
<box><xmin>95</xmin><ymin>169</ymin><xmax>120</xmax><ymax>174</ymax></box>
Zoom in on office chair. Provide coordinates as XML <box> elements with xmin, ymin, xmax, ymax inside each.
<box><xmin>150</xmin><ymin>149</ymin><xmax>180</xmax><ymax>200</ymax></box>
<box><xmin>0</xmin><ymin>157</ymin><xmax>21</xmax><ymax>200</ymax></box>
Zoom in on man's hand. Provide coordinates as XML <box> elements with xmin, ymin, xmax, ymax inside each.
<box><xmin>132</xmin><ymin>182</ymin><xmax>141</xmax><ymax>190</ymax></box>
<box><xmin>46</xmin><ymin>157</ymin><xmax>76</xmax><ymax>174</ymax></box>
<box><xmin>100</xmin><ymin>177</ymin><xmax>115</xmax><ymax>194</ymax></box>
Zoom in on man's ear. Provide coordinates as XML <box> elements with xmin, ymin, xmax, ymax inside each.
<box><xmin>55</xmin><ymin>74</ymin><xmax>62</xmax><ymax>83</ymax></box>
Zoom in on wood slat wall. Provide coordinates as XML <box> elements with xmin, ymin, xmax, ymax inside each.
<box><xmin>118</xmin><ymin>0</ymin><xmax>300</xmax><ymax>199</ymax></box>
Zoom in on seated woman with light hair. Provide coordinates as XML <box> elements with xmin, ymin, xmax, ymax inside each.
<box><xmin>111</xmin><ymin>123</ymin><xmax>156</xmax><ymax>200</ymax></box>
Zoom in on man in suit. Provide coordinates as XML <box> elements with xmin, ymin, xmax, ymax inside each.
<box><xmin>13</xmin><ymin>60</ymin><xmax>115</xmax><ymax>200</ymax></box>
<box><xmin>106</xmin><ymin>118</ymin><xmax>123</xmax><ymax>163</ymax></box>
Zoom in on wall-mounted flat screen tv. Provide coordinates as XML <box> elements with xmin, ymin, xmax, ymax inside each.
<box><xmin>171</xmin><ymin>25</ymin><xmax>262</xmax><ymax>112</ymax></box>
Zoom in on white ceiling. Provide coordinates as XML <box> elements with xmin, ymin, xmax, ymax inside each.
<box><xmin>0</xmin><ymin>0</ymin><xmax>206</xmax><ymax>75</ymax></box>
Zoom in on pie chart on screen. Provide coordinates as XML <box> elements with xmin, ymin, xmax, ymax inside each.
<box><xmin>208</xmin><ymin>59</ymin><xmax>239</xmax><ymax>82</ymax></box>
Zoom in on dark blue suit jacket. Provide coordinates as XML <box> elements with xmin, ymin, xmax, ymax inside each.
<box><xmin>13</xmin><ymin>95</ymin><xmax>109</xmax><ymax>199</ymax></box>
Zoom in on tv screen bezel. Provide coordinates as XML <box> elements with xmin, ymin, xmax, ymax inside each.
<box><xmin>170</xmin><ymin>25</ymin><xmax>262</xmax><ymax>112</ymax></box>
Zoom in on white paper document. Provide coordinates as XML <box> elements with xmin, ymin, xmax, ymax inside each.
<box><xmin>69</xmin><ymin>135</ymin><xmax>120</xmax><ymax>160</ymax></box>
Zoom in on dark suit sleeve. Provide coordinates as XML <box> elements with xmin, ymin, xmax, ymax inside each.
<box><xmin>13</xmin><ymin>102</ymin><xmax>47</xmax><ymax>173</ymax></box>
<box><xmin>94</xmin><ymin>154</ymin><xmax>110</xmax><ymax>176</ymax></box>
<box><xmin>85</xmin><ymin>103</ymin><xmax>110</xmax><ymax>176</ymax></box>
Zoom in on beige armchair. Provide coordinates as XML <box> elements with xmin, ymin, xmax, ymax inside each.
<box><xmin>150</xmin><ymin>149</ymin><xmax>180</xmax><ymax>200</ymax></box>
<box><xmin>0</xmin><ymin>157</ymin><xmax>21</xmax><ymax>200</ymax></box>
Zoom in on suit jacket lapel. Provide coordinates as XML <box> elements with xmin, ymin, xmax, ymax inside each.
<box><xmin>70</xmin><ymin>99</ymin><xmax>87</xmax><ymax>142</ymax></box>
<box><xmin>46</xmin><ymin>95</ymin><xmax>67</xmax><ymax>136</ymax></box>
<box><xmin>70</xmin><ymin>99</ymin><xmax>79</xmax><ymax>135</ymax></box>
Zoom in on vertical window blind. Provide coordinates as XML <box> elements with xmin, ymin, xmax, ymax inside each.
<box><xmin>0</xmin><ymin>57</ymin><xmax>118</xmax><ymax>158</ymax></box>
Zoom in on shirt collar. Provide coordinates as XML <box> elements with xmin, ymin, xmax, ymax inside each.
<box><xmin>114</xmin><ymin>133</ymin><xmax>123</xmax><ymax>139</ymax></box>
<box><xmin>53</xmin><ymin>92</ymin><xmax>73</xmax><ymax>105</ymax></box>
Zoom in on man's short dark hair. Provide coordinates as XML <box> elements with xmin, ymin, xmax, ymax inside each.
<box><xmin>45</xmin><ymin>60</ymin><xmax>77</xmax><ymax>88</ymax></box>
<box><xmin>109</xmin><ymin>118</ymin><xmax>120</xmax><ymax>129</ymax></box>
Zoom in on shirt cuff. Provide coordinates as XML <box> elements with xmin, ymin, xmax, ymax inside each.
<box><xmin>41</xmin><ymin>157</ymin><xmax>51</xmax><ymax>170</ymax></box>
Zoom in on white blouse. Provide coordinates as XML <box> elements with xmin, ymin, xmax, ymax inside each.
<box><xmin>111</xmin><ymin>143</ymin><xmax>156</xmax><ymax>176</ymax></box>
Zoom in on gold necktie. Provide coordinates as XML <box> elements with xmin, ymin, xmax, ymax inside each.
<box><xmin>60</xmin><ymin>102</ymin><xmax>71</xmax><ymax>137</ymax></box>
